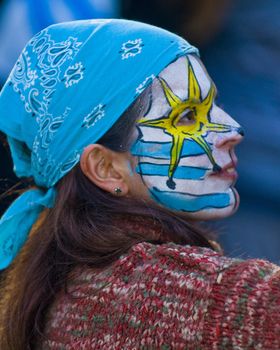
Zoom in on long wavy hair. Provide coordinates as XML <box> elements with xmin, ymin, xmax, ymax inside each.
<box><xmin>0</xmin><ymin>87</ymin><xmax>216</xmax><ymax>349</ymax></box>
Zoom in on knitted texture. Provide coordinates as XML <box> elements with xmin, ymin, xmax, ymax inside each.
<box><xmin>41</xmin><ymin>242</ymin><xmax>280</xmax><ymax>349</ymax></box>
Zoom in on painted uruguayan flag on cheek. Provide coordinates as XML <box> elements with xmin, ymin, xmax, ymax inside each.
<box><xmin>131</xmin><ymin>128</ymin><xmax>231</xmax><ymax>213</ymax></box>
<box><xmin>131</xmin><ymin>55</ymin><xmax>242</xmax><ymax>217</ymax></box>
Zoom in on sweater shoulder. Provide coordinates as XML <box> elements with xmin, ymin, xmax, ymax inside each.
<box><xmin>51</xmin><ymin>242</ymin><xmax>280</xmax><ymax>306</ymax></box>
<box><xmin>42</xmin><ymin>243</ymin><xmax>280</xmax><ymax>349</ymax></box>
<box><xmin>120</xmin><ymin>241</ymin><xmax>279</xmax><ymax>278</ymax></box>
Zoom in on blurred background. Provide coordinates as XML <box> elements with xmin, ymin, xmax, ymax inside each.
<box><xmin>1</xmin><ymin>0</ymin><xmax>279</xmax><ymax>262</ymax></box>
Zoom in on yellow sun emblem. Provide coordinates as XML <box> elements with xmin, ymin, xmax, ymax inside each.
<box><xmin>138</xmin><ymin>58</ymin><xmax>234</xmax><ymax>189</ymax></box>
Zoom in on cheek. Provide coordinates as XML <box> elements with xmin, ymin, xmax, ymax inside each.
<box><xmin>138</xmin><ymin>172</ymin><xmax>234</xmax><ymax>215</ymax></box>
<box><xmin>131</xmin><ymin>126</ymin><xmax>172</xmax><ymax>162</ymax></box>
<box><xmin>130</xmin><ymin>126</ymin><xmax>237</xmax><ymax>217</ymax></box>
<box><xmin>131</xmin><ymin>125</ymin><xmax>212</xmax><ymax>193</ymax></box>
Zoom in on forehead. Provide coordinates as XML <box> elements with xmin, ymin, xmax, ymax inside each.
<box><xmin>146</xmin><ymin>55</ymin><xmax>213</xmax><ymax>117</ymax></box>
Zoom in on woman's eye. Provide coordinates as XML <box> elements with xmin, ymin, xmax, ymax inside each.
<box><xmin>177</xmin><ymin>109</ymin><xmax>196</xmax><ymax>126</ymax></box>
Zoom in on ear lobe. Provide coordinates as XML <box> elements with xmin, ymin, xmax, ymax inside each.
<box><xmin>80</xmin><ymin>144</ymin><xmax>129</xmax><ymax>196</ymax></box>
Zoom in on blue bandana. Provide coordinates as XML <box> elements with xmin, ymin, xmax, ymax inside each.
<box><xmin>0</xmin><ymin>19</ymin><xmax>198</xmax><ymax>269</ymax></box>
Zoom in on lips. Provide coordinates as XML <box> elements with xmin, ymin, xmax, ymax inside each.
<box><xmin>210</xmin><ymin>161</ymin><xmax>238</xmax><ymax>182</ymax></box>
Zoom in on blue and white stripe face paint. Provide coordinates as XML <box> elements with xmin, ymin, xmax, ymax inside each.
<box><xmin>131</xmin><ymin>55</ymin><xmax>244</xmax><ymax>220</ymax></box>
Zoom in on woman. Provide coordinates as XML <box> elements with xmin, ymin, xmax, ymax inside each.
<box><xmin>0</xmin><ymin>19</ymin><xmax>279</xmax><ymax>349</ymax></box>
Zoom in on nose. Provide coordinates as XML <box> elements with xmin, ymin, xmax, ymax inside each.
<box><xmin>215</xmin><ymin>126</ymin><xmax>245</xmax><ymax>148</ymax></box>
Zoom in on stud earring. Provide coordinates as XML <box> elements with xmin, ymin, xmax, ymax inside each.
<box><xmin>114</xmin><ymin>187</ymin><xmax>122</xmax><ymax>195</ymax></box>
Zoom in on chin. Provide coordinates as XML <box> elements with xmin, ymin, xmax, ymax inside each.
<box><xmin>179</xmin><ymin>187</ymin><xmax>240</xmax><ymax>221</ymax></box>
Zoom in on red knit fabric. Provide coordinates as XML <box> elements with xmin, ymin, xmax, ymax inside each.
<box><xmin>41</xmin><ymin>242</ymin><xmax>280</xmax><ymax>349</ymax></box>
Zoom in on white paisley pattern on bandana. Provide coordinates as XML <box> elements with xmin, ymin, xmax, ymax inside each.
<box><xmin>9</xmin><ymin>29</ymin><xmax>83</xmax><ymax>122</ymax></box>
<box><xmin>82</xmin><ymin>104</ymin><xmax>106</xmax><ymax>129</ymax></box>
<box><xmin>120</xmin><ymin>39</ymin><xmax>143</xmax><ymax>60</ymax></box>
<box><xmin>8</xmin><ymin>28</ymin><xmax>85</xmax><ymax>186</ymax></box>
<box><xmin>135</xmin><ymin>74</ymin><xmax>155</xmax><ymax>95</ymax></box>
<box><xmin>9</xmin><ymin>49</ymin><xmax>38</xmax><ymax>91</ymax></box>
<box><xmin>64</xmin><ymin>62</ymin><xmax>85</xmax><ymax>88</ymax></box>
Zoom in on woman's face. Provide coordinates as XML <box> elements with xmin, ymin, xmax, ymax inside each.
<box><xmin>130</xmin><ymin>54</ymin><xmax>244</xmax><ymax>220</ymax></box>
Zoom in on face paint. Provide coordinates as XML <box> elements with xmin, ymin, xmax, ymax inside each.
<box><xmin>131</xmin><ymin>55</ymin><xmax>243</xmax><ymax>219</ymax></box>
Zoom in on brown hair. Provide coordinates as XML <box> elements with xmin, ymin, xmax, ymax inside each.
<box><xmin>0</xmin><ymin>88</ymin><xmax>216</xmax><ymax>349</ymax></box>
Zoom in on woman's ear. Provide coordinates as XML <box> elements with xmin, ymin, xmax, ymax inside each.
<box><xmin>80</xmin><ymin>144</ymin><xmax>129</xmax><ymax>196</ymax></box>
